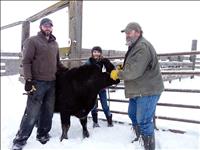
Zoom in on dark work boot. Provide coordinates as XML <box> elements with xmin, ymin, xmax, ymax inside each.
<box><xmin>12</xmin><ymin>132</ymin><xmax>27</xmax><ymax>150</ymax></box>
<box><xmin>11</xmin><ymin>143</ymin><xmax>25</xmax><ymax>150</ymax></box>
<box><xmin>106</xmin><ymin>114</ymin><xmax>113</xmax><ymax>127</ymax></box>
<box><xmin>142</xmin><ymin>135</ymin><xmax>155</xmax><ymax>150</ymax></box>
<box><xmin>92</xmin><ymin>113</ymin><xmax>100</xmax><ymax>128</ymax></box>
<box><xmin>36</xmin><ymin>133</ymin><xmax>50</xmax><ymax>144</ymax></box>
<box><xmin>131</xmin><ymin>125</ymin><xmax>140</xmax><ymax>143</ymax></box>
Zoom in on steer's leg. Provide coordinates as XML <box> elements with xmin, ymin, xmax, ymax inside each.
<box><xmin>80</xmin><ymin>116</ymin><xmax>89</xmax><ymax>138</ymax></box>
<box><xmin>60</xmin><ymin>111</ymin><xmax>70</xmax><ymax>142</ymax></box>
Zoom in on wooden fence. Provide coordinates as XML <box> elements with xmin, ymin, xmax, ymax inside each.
<box><xmin>0</xmin><ymin>52</ymin><xmax>21</xmax><ymax>76</ymax></box>
<box><xmin>1</xmin><ymin>1</ymin><xmax>200</xmax><ymax>133</ymax></box>
<box><xmin>106</xmin><ymin>86</ymin><xmax>200</xmax><ymax>125</ymax></box>
<box><xmin>1</xmin><ymin>50</ymin><xmax>200</xmax><ymax>78</ymax></box>
<box><xmin>1</xmin><ymin>50</ymin><xmax>200</xmax><ymax>133</ymax></box>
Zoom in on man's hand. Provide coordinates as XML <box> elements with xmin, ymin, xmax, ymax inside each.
<box><xmin>110</xmin><ymin>64</ymin><xmax>123</xmax><ymax>80</ymax></box>
<box><xmin>110</xmin><ymin>69</ymin><xmax>120</xmax><ymax>80</ymax></box>
<box><xmin>116</xmin><ymin>64</ymin><xmax>123</xmax><ymax>70</ymax></box>
<box><xmin>25</xmin><ymin>80</ymin><xmax>36</xmax><ymax>94</ymax></box>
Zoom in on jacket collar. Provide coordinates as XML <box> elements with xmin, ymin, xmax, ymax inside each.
<box><xmin>123</xmin><ymin>35</ymin><xmax>143</xmax><ymax>68</ymax></box>
<box><xmin>38</xmin><ymin>31</ymin><xmax>56</xmax><ymax>42</ymax></box>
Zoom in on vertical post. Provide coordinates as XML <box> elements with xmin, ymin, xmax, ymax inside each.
<box><xmin>21</xmin><ymin>21</ymin><xmax>30</xmax><ymax>51</ymax></box>
<box><xmin>19</xmin><ymin>21</ymin><xmax>30</xmax><ymax>83</ymax></box>
<box><xmin>190</xmin><ymin>39</ymin><xmax>197</xmax><ymax>79</ymax></box>
<box><xmin>68</xmin><ymin>0</ymin><xmax>83</xmax><ymax>68</ymax></box>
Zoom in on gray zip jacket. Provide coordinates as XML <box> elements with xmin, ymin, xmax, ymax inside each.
<box><xmin>119</xmin><ymin>36</ymin><xmax>164</xmax><ymax>98</ymax></box>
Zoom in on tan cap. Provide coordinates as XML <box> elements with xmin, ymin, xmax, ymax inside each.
<box><xmin>121</xmin><ymin>22</ymin><xmax>142</xmax><ymax>33</ymax></box>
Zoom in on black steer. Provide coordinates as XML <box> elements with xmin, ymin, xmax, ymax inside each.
<box><xmin>55</xmin><ymin>64</ymin><xmax>119</xmax><ymax>141</ymax></box>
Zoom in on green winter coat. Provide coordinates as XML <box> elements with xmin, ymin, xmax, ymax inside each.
<box><xmin>119</xmin><ymin>36</ymin><xmax>164</xmax><ymax>98</ymax></box>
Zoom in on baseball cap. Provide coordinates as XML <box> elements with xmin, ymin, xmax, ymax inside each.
<box><xmin>40</xmin><ymin>18</ymin><xmax>53</xmax><ymax>27</ymax></box>
<box><xmin>121</xmin><ymin>22</ymin><xmax>142</xmax><ymax>33</ymax></box>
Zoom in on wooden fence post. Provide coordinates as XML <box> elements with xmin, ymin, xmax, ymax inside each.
<box><xmin>19</xmin><ymin>21</ymin><xmax>30</xmax><ymax>82</ymax></box>
<box><xmin>21</xmin><ymin>21</ymin><xmax>30</xmax><ymax>51</ymax></box>
<box><xmin>190</xmin><ymin>40</ymin><xmax>197</xmax><ymax>79</ymax></box>
<box><xmin>68</xmin><ymin>0</ymin><xmax>83</xmax><ymax>68</ymax></box>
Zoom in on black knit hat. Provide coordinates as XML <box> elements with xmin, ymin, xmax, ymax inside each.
<box><xmin>91</xmin><ymin>46</ymin><xmax>102</xmax><ymax>53</ymax></box>
<box><xmin>40</xmin><ymin>18</ymin><xmax>53</xmax><ymax>27</ymax></box>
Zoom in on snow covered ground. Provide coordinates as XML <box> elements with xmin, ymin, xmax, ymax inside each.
<box><xmin>1</xmin><ymin>75</ymin><xmax>200</xmax><ymax>150</ymax></box>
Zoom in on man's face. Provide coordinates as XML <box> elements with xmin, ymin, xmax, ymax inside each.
<box><xmin>92</xmin><ymin>50</ymin><xmax>102</xmax><ymax>60</ymax></box>
<box><xmin>41</xmin><ymin>23</ymin><xmax>53</xmax><ymax>36</ymax></box>
<box><xmin>125</xmin><ymin>30</ymin><xmax>139</xmax><ymax>46</ymax></box>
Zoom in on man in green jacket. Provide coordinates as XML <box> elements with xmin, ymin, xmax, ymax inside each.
<box><xmin>12</xmin><ymin>18</ymin><xmax>66</xmax><ymax>150</ymax></box>
<box><xmin>110</xmin><ymin>22</ymin><xmax>164</xmax><ymax>150</ymax></box>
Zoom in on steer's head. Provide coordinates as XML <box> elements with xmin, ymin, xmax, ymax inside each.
<box><xmin>85</xmin><ymin>65</ymin><xmax>120</xmax><ymax>92</ymax></box>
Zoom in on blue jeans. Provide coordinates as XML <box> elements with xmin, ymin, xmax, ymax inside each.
<box><xmin>91</xmin><ymin>89</ymin><xmax>111</xmax><ymax>117</ymax></box>
<box><xmin>13</xmin><ymin>80</ymin><xmax>55</xmax><ymax>145</ymax></box>
<box><xmin>128</xmin><ymin>95</ymin><xmax>160</xmax><ymax>136</ymax></box>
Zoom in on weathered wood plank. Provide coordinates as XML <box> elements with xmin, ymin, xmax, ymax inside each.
<box><xmin>0</xmin><ymin>52</ymin><xmax>20</xmax><ymax>57</ymax></box>
<box><xmin>161</xmin><ymin>71</ymin><xmax>200</xmax><ymax>75</ymax></box>
<box><xmin>68</xmin><ymin>0</ymin><xmax>83</xmax><ymax>68</ymax></box>
<box><xmin>0</xmin><ymin>59</ymin><xmax>21</xmax><ymax>76</ymax></box>
<box><xmin>1</xmin><ymin>1</ymin><xmax>69</xmax><ymax>30</ymax></box>
<box><xmin>158</xmin><ymin>51</ymin><xmax>200</xmax><ymax>57</ymax></box>
<box><xmin>190</xmin><ymin>40</ymin><xmax>198</xmax><ymax>78</ymax></box>
<box><xmin>0</xmin><ymin>21</ymin><xmax>24</xmax><ymax>30</ymax></box>
<box><xmin>21</xmin><ymin>21</ymin><xmax>30</xmax><ymax>51</ymax></box>
<box><xmin>26</xmin><ymin>1</ymin><xmax>69</xmax><ymax>22</ymax></box>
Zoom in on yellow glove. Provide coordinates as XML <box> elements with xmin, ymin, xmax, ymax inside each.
<box><xmin>110</xmin><ymin>69</ymin><xmax>119</xmax><ymax>80</ymax></box>
<box><xmin>116</xmin><ymin>64</ymin><xmax>123</xmax><ymax>70</ymax></box>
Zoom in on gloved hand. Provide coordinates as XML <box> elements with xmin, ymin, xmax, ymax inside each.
<box><xmin>116</xmin><ymin>64</ymin><xmax>123</xmax><ymax>70</ymax></box>
<box><xmin>110</xmin><ymin>69</ymin><xmax>120</xmax><ymax>80</ymax></box>
<box><xmin>25</xmin><ymin>79</ymin><xmax>36</xmax><ymax>94</ymax></box>
<box><xmin>110</xmin><ymin>64</ymin><xmax>123</xmax><ymax>80</ymax></box>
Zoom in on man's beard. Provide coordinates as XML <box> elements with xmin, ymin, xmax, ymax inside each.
<box><xmin>126</xmin><ymin>36</ymin><xmax>138</xmax><ymax>46</ymax></box>
<box><xmin>41</xmin><ymin>30</ymin><xmax>52</xmax><ymax>36</ymax></box>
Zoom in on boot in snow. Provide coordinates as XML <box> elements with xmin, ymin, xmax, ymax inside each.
<box><xmin>36</xmin><ymin>133</ymin><xmax>50</xmax><ymax>144</ymax></box>
<box><xmin>142</xmin><ymin>135</ymin><xmax>155</xmax><ymax>150</ymax></box>
<box><xmin>131</xmin><ymin>125</ymin><xmax>140</xmax><ymax>143</ymax></box>
<box><xmin>11</xmin><ymin>143</ymin><xmax>25</xmax><ymax>150</ymax></box>
<box><xmin>106</xmin><ymin>114</ymin><xmax>113</xmax><ymax>127</ymax></box>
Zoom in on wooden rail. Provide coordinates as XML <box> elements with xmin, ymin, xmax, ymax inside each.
<box><xmin>26</xmin><ymin>1</ymin><xmax>69</xmax><ymax>23</ymax></box>
<box><xmin>161</xmin><ymin>71</ymin><xmax>200</xmax><ymax>75</ymax></box>
<box><xmin>0</xmin><ymin>21</ymin><xmax>24</xmax><ymax>30</ymax></box>
<box><xmin>97</xmin><ymin>109</ymin><xmax>200</xmax><ymax>124</ymax></box>
<box><xmin>104</xmin><ymin>85</ymin><xmax>200</xmax><ymax>125</ymax></box>
<box><xmin>0</xmin><ymin>1</ymin><xmax>69</xmax><ymax>31</ymax></box>
<box><xmin>97</xmin><ymin>86</ymin><xmax>200</xmax><ymax>125</ymax></box>
<box><xmin>106</xmin><ymin>98</ymin><xmax>200</xmax><ymax>109</ymax></box>
<box><xmin>59</xmin><ymin>51</ymin><xmax>200</xmax><ymax>61</ymax></box>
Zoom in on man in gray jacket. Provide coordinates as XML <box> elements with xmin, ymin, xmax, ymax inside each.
<box><xmin>12</xmin><ymin>18</ymin><xmax>66</xmax><ymax>150</ymax></box>
<box><xmin>110</xmin><ymin>22</ymin><xmax>164</xmax><ymax>150</ymax></box>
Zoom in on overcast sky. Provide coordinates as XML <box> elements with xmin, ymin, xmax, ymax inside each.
<box><xmin>1</xmin><ymin>1</ymin><xmax>200</xmax><ymax>53</ymax></box>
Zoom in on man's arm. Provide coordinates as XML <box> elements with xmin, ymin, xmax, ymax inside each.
<box><xmin>22</xmin><ymin>38</ymin><xmax>35</xmax><ymax>80</ymax></box>
<box><xmin>119</xmin><ymin>44</ymin><xmax>151</xmax><ymax>80</ymax></box>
